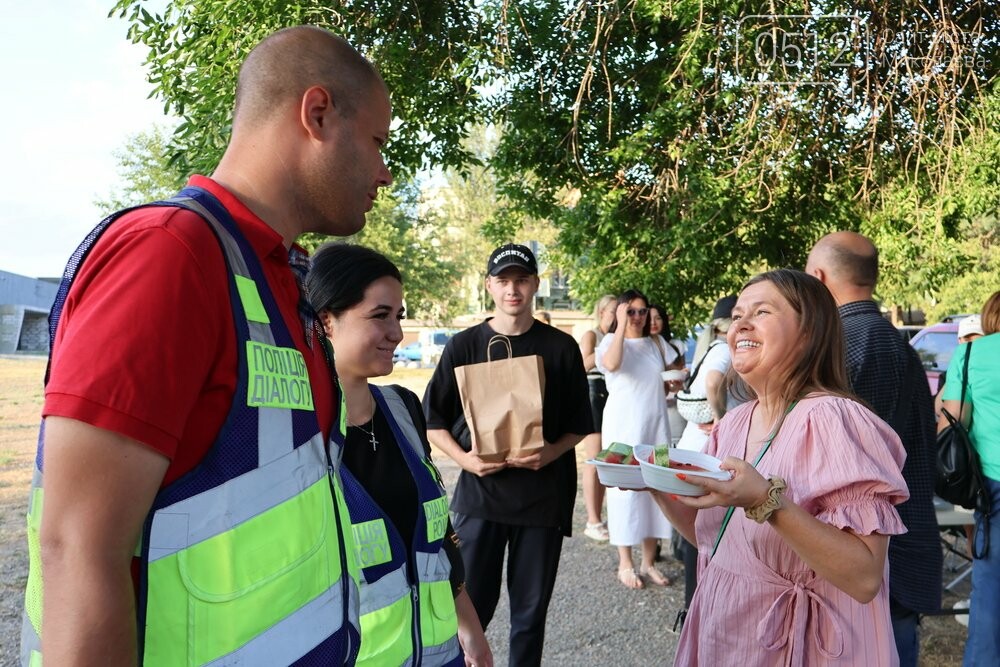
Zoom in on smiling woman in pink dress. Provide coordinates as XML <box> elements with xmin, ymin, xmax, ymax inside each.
<box><xmin>653</xmin><ymin>269</ymin><xmax>909</xmax><ymax>666</ymax></box>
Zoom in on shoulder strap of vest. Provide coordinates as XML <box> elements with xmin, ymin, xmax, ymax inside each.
<box><xmin>374</xmin><ymin>385</ymin><xmax>425</xmax><ymax>459</ymax></box>
<box><xmin>167</xmin><ymin>187</ymin><xmax>334</xmax><ymax>370</ymax></box>
<box><xmin>45</xmin><ymin>205</ymin><xmax>136</xmax><ymax>385</ymax></box>
<box><xmin>48</xmin><ymin>187</ymin><xmax>335</xmax><ymax>379</ymax></box>
<box><xmin>44</xmin><ymin>196</ymin><xmax>207</xmax><ymax>386</ymax></box>
<box><xmin>374</xmin><ymin>385</ymin><xmax>445</xmax><ymax>491</ymax></box>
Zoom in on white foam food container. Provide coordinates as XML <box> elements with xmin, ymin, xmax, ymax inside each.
<box><xmin>661</xmin><ymin>369</ymin><xmax>688</xmax><ymax>382</ymax></box>
<box><xmin>633</xmin><ymin>445</ymin><xmax>731</xmax><ymax>496</ymax></box>
<box><xmin>585</xmin><ymin>446</ymin><xmax>646</xmax><ymax>489</ymax></box>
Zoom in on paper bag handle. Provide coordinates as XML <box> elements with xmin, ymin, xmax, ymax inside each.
<box><xmin>487</xmin><ymin>335</ymin><xmax>513</xmax><ymax>362</ymax></box>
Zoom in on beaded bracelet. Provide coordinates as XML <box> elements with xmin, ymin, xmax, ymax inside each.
<box><xmin>744</xmin><ymin>476</ymin><xmax>787</xmax><ymax>524</ymax></box>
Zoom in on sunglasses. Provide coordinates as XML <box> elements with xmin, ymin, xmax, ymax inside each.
<box><xmin>626</xmin><ymin>308</ymin><xmax>649</xmax><ymax>317</ymax></box>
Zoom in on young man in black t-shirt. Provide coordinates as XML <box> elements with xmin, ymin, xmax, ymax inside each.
<box><xmin>423</xmin><ymin>243</ymin><xmax>593</xmax><ymax>667</ymax></box>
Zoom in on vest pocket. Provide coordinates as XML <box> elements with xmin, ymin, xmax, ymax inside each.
<box><xmin>144</xmin><ymin>477</ymin><xmax>343</xmax><ymax>665</ymax></box>
<box><xmin>420</xmin><ymin>579</ymin><xmax>459</xmax><ymax>647</ymax></box>
<box><xmin>358</xmin><ymin>592</ymin><xmax>412</xmax><ymax>665</ymax></box>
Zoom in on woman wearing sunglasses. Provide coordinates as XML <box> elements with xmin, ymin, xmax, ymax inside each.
<box><xmin>596</xmin><ymin>289</ymin><xmax>683</xmax><ymax>589</ymax></box>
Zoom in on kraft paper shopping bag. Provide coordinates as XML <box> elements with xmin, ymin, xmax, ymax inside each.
<box><xmin>454</xmin><ymin>335</ymin><xmax>546</xmax><ymax>463</ymax></box>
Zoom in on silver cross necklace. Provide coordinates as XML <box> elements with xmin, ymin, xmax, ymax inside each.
<box><xmin>348</xmin><ymin>392</ymin><xmax>379</xmax><ymax>452</ymax></box>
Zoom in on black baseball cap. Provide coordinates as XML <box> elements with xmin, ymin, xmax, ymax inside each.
<box><xmin>712</xmin><ymin>295</ymin><xmax>737</xmax><ymax>320</ymax></box>
<box><xmin>487</xmin><ymin>243</ymin><xmax>538</xmax><ymax>276</ymax></box>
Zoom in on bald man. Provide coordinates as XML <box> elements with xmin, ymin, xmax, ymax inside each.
<box><xmin>21</xmin><ymin>26</ymin><xmax>391</xmax><ymax>666</ymax></box>
<box><xmin>806</xmin><ymin>232</ymin><xmax>941</xmax><ymax>667</ymax></box>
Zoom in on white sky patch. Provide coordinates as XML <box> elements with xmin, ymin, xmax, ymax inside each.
<box><xmin>0</xmin><ymin>2</ymin><xmax>171</xmax><ymax>278</ymax></box>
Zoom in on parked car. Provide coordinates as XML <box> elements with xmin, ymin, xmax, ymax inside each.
<box><xmin>896</xmin><ymin>325</ymin><xmax>923</xmax><ymax>343</ymax></box>
<box><xmin>940</xmin><ymin>313</ymin><xmax>975</xmax><ymax>323</ymax></box>
<box><xmin>681</xmin><ymin>326</ymin><xmax>705</xmax><ymax>369</ymax></box>
<box><xmin>419</xmin><ymin>329</ymin><xmax>457</xmax><ymax>365</ymax></box>
<box><xmin>909</xmin><ymin>322</ymin><xmax>960</xmax><ymax>395</ymax></box>
<box><xmin>392</xmin><ymin>341</ymin><xmax>422</xmax><ymax>364</ymax></box>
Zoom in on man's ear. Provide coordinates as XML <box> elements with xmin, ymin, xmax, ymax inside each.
<box><xmin>301</xmin><ymin>85</ymin><xmax>335</xmax><ymax>139</ymax></box>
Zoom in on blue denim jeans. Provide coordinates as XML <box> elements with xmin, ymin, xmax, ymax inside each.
<box><xmin>890</xmin><ymin>597</ymin><xmax>919</xmax><ymax>667</ymax></box>
<box><xmin>964</xmin><ymin>476</ymin><xmax>1000</xmax><ymax>667</ymax></box>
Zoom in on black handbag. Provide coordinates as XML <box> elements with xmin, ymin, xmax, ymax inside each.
<box><xmin>935</xmin><ymin>341</ymin><xmax>990</xmax><ymax>558</ymax></box>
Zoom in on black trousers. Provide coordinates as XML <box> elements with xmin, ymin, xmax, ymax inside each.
<box><xmin>587</xmin><ymin>377</ymin><xmax>608</xmax><ymax>432</ymax></box>
<box><xmin>452</xmin><ymin>513</ymin><xmax>564</xmax><ymax>667</ymax></box>
<box><xmin>681</xmin><ymin>537</ymin><xmax>698</xmax><ymax>608</ymax></box>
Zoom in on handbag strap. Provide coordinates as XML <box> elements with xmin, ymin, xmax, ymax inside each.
<box><xmin>958</xmin><ymin>340</ymin><xmax>973</xmax><ymax>428</ymax></box>
<box><xmin>954</xmin><ymin>342</ymin><xmax>988</xmax><ymax>558</ymax></box>
<box><xmin>669</xmin><ymin>340</ymin><xmax>683</xmax><ymax>361</ymax></box>
<box><xmin>652</xmin><ymin>336</ymin><xmax>669</xmax><ymax>371</ymax></box>
<box><xmin>711</xmin><ymin>400</ymin><xmax>798</xmax><ymax>558</ymax></box>
<box><xmin>940</xmin><ymin>340</ymin><xmax>975</xmax><ymax>441</ymax></box>
<box><xmin>684</xmin><ymin>340</ymin><xmax>724</xmax><ymax>391</ymax></box>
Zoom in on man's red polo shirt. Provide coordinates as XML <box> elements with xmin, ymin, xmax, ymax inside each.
<box><xmin>43</xmin><ymin>176</ymin><xmax>335</xmax><ymax>486</ymax></box>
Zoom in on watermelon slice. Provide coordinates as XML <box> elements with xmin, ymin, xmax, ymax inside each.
<box><xmin>596</xmin><ymin>442</ymin><xmax>631</xmax><ymax>464</ymax></box>
<box><xmin>652</xmin><ymin>444</ymin><xmax>670</xmax><ymax>467</ymax></box>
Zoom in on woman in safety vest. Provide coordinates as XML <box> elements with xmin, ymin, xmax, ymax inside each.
<box><xmin>307</xmin><ymin>242</ymin><xmax>493</xmax><ymax>667</ymax></box>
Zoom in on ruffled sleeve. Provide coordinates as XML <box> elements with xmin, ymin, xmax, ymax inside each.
<box><xmin>788</xmin><ymin>396</ymin><xmax>909</xmax><ymax>536</ymax></box>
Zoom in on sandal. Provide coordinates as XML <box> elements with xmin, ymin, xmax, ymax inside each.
<box><xmin>640</xmin><ymin>566</ymin><xmax>671</xmax><ymax>587</ymax></box>
<box><xmin>584</xmin><ymin>522</ymin><xmax>610</xmax><ymax>541</ymax></box>
<box><xmin>617</xmin><ymin>567</ymin><xmax>644</xmax><ymax>590</ymax></box>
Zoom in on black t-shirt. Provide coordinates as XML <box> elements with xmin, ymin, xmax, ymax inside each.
<box><xmin>422</xmin><ymin>319</ymin><xmax>594</xmax><ymax>535</ymax></box>
<box><xmin>343</xmin><ymin>385</ymin><xmax>463</xmax><ymax>593</ymax></box>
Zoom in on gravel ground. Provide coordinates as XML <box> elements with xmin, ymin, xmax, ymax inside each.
<box><xmin>0</xmin><ymin>452</ymin><xmax>971</xmax><ymax>666</ymax></box>
<box><xmin>0</xmin><ymin>458</ymin><xmax>684</xmax><ymax>666</ymax></box>
<box><xmin>432</xmin><ymin>457</ymin><xmax>685</xmax><ymax>666</ymax></box>
<box><xmin>0</xmin><ymin>350</ymin><xmax>967</xmax><ymax>667</ymax></box>
<box><xmin>0</xmin><ymin>482</ymin><xmax>28</xmax><ymax>667</ymax></box>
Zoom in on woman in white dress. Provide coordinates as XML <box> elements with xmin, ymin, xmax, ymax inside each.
<box><xmin>597</xmin><ymin>289</ymin><xmax>682</xmax><ymax>589</ymax></box>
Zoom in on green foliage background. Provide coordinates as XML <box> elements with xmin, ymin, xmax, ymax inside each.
<box><xmin>94</xmin><ymin>125</ymin><xmax>186</xmax><ymax>214</ymax></box>
<box><xmin>112</xmin><ymin>0</ymin><xmax>1000</xmax><ymax>327</ymax></box>
<box><xmin>299</xmin><ymin>182</ymin><xmax>467</xmax><ymax>322</ymax></box>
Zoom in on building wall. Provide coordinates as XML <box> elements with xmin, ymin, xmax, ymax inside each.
<box><xmin>19</xmin><ymin>311</ymin><xmax>50</xmax><ymax>352</ymax></box>
<box><xmin>0</xmin><ymin>271</ymin><xmax>58</xmax><ymax>354</ymax></box>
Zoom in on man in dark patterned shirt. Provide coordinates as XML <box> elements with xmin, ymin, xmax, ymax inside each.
<box><xmin>807</xmin><ymin>231</ymin><xmax>942</xmax><ymax>667</ymax></box>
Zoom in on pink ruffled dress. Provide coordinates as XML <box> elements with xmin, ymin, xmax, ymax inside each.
<box><xmin>674</xmin><ymin>395</ymin><xmax>909</xmax><ymax>666</ymax></box>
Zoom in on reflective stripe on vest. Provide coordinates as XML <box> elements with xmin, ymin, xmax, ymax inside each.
<box><xmin>345</xmin><ymin>386</ymin><xmax>460</xmax><ymax>666</ymax></box>
<box><xmin>21</xmin><ymin>186</ymin><xmax>361</xmax><ymax>666</ymax></box>
<box><xmin>20</xmin><ymin>468</ymin><xmax>42</xmax><ymax>667</ymax></box>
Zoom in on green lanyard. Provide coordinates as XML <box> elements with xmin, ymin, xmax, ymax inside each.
<box><xmin>710</xmin><ymin>400</ymin><xmax>798</xmax><ymax>558</ymax></box>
